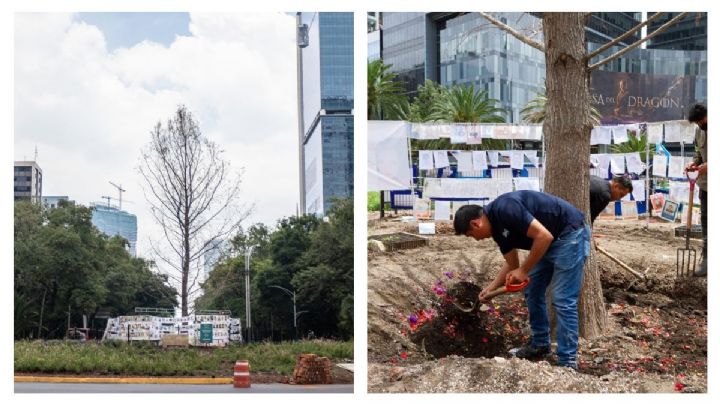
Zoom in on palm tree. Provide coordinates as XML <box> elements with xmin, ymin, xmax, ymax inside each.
<box><xmin>428</xmin><ymin>84</ymin><xmax>505</xmax><ymax>123</ymax></box>
<box><xmin>367</xmin><ymin>59</ymin><xmax>408</xmax><ymax>120</ymax></box>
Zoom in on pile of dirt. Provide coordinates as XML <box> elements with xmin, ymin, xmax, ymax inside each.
<box><xmin>409</xmin><ymin>282</ymin><xmax>527</xmax><ymax>359</ymax></box>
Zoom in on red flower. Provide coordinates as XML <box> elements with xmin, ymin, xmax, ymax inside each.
<box><xmin>482</xmin><ymin>337</ymin><xmax>489</xmax><ymax>343</ymax></box>
<box><xmin>674</xmin><ymin>382</ymin><xmax>685</xmax><ymax>392</ymax></box>
<box><xmin>400</xmin><ymin>352</ymin><xmax>408</xmax><ymax>360</ymax></box>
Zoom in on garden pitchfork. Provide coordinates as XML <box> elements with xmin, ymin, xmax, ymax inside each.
<box><xmin>677</xmin><ymin>169</ymin><xmax>699</xmax><ymax>277</ymax></box>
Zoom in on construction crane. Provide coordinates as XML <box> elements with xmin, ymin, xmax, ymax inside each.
<box><xmin>101</xmin><ymin>195</ymin><xmax>113</xmax><ymax>207</ymax></box>
<box><xmin>109</xmin><ymin>181</ymin><xmax>126</xmax><ymax>210</ymax></box>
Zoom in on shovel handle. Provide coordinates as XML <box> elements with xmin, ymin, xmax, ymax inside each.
<box><xmin>482</xmin><ymin>278</ymin><xmax>530</xmax><ymax>301</ymax></box>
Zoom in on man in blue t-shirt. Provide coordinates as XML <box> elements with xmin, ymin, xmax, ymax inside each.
<box><xmin>454</xmin><ymin>190</ymin><xmax>591</xmax><ymax>370</ymax></box>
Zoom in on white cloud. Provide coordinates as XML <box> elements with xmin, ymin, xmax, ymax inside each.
<box><xmin>14</xmin><ymin>12</ymin><xmax>300</xmax><ymax>261</ymax></box>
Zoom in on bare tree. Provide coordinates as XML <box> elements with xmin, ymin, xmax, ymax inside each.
<box><xmin>139</xmin><ymin>105</ymin><xmax>251</xmax><ymax>316</ymax></box>
<box><xmin>477</xmin><ymin>12</ymin><xmax>689</xmax><ymax>338</ymax></box>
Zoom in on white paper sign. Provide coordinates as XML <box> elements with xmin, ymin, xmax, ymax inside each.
<box><xmin>682</xmin><ymin>122</ymin><xmax>697</xmax><ymax>144</ymax></box>
<box><xmin>524</xmin><ymin>150</ymin><xmax>539</xmax><ymax>166</ymax></box>
<box><xmin>513</xmin><ymin>177</ymin><xmax>540</xmax><ymax>192</ymax></box>
<box><xmin>472</xmin><ymin>151</ymin><xmax>488</xmax><ymax>171</ymax></box>
<box><xmin>612</xmin><ymin>126</ymin><xmax>629</xmax><ymax>143</ymax></box>
<box><xmin>610</xmin><ymin>155</ymin><xmax>626</xmax><ymax>174</ymax></box>
<box><xmin>433</xmin><ymin>150</ymin><xmax>450</xmax><ymax>168</ymax></box>
<box><xmin>664</xmin><ymin>122</ymin><xmax>684</xmax><ymax>143</ymax></box>
<box><xmin>419</xmin><ymin>150</ymin><xmax>434</xmax><ymax>170</ymax></box>
<box><xmin>466</xmin><ymin>125</ymin><xmax>483</xmax><ymax>144</ymax></box>
<box><xmin>652</xmin><ymin>155</ymin><xmax>668</xmax><ymax>177</ymax></box>
<box><xmin>646</xmin><ymin>123</ymin><xmax>663</xmax><ymax>143</ymax></box>
<box><xmin>625</xmin><ymin>153</ymin><xmax>643</xmax><ymax>174</ymax></box>
<box><xmin>496</xmin><ymin>179</ymin><xmax>514</xmax><ymax>196</ymax></box>
<box><xmin>596</xmin><ymin>154</ymin><xmax>610</xmax><ymax>175</ymax></box>
<box><xmin>592</xmin><ymin>126</ymin><xmax>612</xmax><ymax>145</ymax></box>
<box><xmin>481</xmin><ymin>125</ymin><xmax>495</xmax><ymax>138</ymax></box>
<box><xmin>631</xmin><ymin>180</ymin><xmax>646</xmax><ymax>202</ymax></box>
<box><xmin>667</xmin><ymin>156</ymin><xmax>686</xmax><ymax>178</ymax></box>
<box><xmin>434</xmin><ymin>201</ymin><xmax>451</xmax><ymax>221</ymax></box>
<box><xmin>455</xmin><ymin>151</ymin><xmax>474</xmax><ymax>172</ymax></box>
<box><xmin>418</xmin><ymin>222</ymin><xmax>436</xmax><ymax>235</ymax></box>
<box><xmin>487</xmin><ymin>151</ymin><xmax>499</xmax><ymax>167</ymax></box>
<box><xmin>451</xmin><ymin>126</ymin><xmax>467</xmax><ymax>144</ymax></box>
<box><xmin>510</xmin><ymin>151</ymin><xmax>525</xmax><ymax>169</ymax></box>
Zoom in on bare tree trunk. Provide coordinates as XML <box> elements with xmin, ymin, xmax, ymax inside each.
<box><xmin>542</xmin><ymin>13</ymin><xmax>607</xmax><ymax>339</ymax></box>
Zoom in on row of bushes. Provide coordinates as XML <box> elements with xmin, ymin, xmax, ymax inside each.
<box><xmin>14</xmin><ymin>339</ymin><xmax>353</xmax><ymax>376</ymax></box>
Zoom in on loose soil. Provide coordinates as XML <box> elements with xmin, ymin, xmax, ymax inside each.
<box><xmin>368</xmin><ymin>213</ymin><xmax>706</xmax><ymax>393</ymax></box>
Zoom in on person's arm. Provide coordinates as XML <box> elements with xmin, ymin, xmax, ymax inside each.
<box><xmin>506</xmin><ymin>219</ymin><xmax>554</xmax><ymax>284</ymax></box>
<box><xmin>479</xmin><ymin>249</ymin><xmax>519</xmax><ymax>302</ymax></box>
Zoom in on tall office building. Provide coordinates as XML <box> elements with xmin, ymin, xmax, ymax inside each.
<box><xmin>42</xmin><ymin>195</ymin><xmax>70</xmax><ymax>209</ymax></box>
<box><xmin>14</xmin><ymin>161</ymin><xmax>42</xmax><ymax>202</ymax></box>
<box><xmin>647</xmin><ymin>12</ymin><xmax>707</xmax><ymax>51</ymax></box>
<box><xmin>91</xmin><ymin>204</ymin><xmax>138</xmax><ymax>256</ymax></box>
<box><xmin>297</xmin><ymin>12</ymin><xmax>354</xmax><ymax>216</ymax></box>
<box><xmin>376</xmin><ymin>12</ymin><xmax>706</xmax><ymax>123</ymax></box>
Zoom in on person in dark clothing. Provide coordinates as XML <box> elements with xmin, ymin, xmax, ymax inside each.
<box><xmin>589</xmin><ymin>175</ymin><xmax>633</xmax><ymax>223</ymax></box>
<box><xmin>454</xmin><ymin>191</ymin><xmax>590</xmax><ymax>370</ymax></box>
<box><xmin>685</xmin><ymin>103</ymin><xmax>707</xmax><ymax>276</ymax></box>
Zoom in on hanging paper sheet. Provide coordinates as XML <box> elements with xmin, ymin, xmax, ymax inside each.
<box><xmin>612</xmin><ymin>125</ymin><xmax>629</xmax><ymax>144</ymax></box>
<box><xmin>472</xmin><ymin>151</ymin><xmax>488</xmax><ymax>171</ymax></box>
<box><xmin>625</xmin><ymin>153</ymin><xmax>644</xmax><ymax>174</ymax></box>
<box><xmin>437</xmin><ymin>124</ymin><xmax>452</xmax><ymax>138</ymax></box>
<box><xmin>682</xmin><ymin>122</ymin><xmax>697</xmax><ymax>144</ymax></box>
<box><xmin>466</xmin><ymin>125</ymin><xmax>483</xmax><ymax>144</ymax></box>
<box><xmin>652</xmin><ymin>154</ymin><xmax>667</xmax><ymax>177</ymax></box>
<box><xmin>487</xmin><ymin>151</ymin><xmax>500</xmax><ymax>167</ymax></box>
<box><xmin>454</xmin><ymin>151</ymin><xmax>474</xmax><ymax>173</ymax></box>
<box><xmin>667</xmin><ymin>156</ymin><xmax>687</xmax><ymax>178</ymax></box>
<box><xmin>481</xmin><ymin>125</ymin><xmax>495</xmax><ymax>138</ymax></box>
<box><xmin>513</xmin><ymin>177</ymin><xmax>540</xmax><ymax>192</ymax></box>
<box><xmin>434</xmin><ymin>201</ymin><xmax>451</xmax><ymax>221</ymax></box>
<box><xmin>368</xmin><ymin>121</ymin><xmax>413</xmax><ymax>191</ymax></box>
<box><xmin>631</xmin><ymin>180</ymin><xmax>646</xmax><ymax>201</ymax></box>
<box><xmin>419</xmin><ymin>150</ymin><xmax>434</xmax><ymax>170</ymax></box>
<box><xmin>510</xmin><ymin>151</ymin><xmax>525</xmax><ymax>169</ymax></box>
<box><xmin>609</xmin><ymin>155</ymin><xmax>626</xmax><ymax>174</ymax></box>
<box><xmin>433</xmin><ymin>150</ymin><xmax>450</xmax><ymax>168</ymax></box>
<box><xmin>646</xmin><ymin>122</ymin><xmax>663</xmax><ymax>143</ymax></box>
<box><xmin>592</xmin><ymin>126</ymin><xmax>612</xmax><ymax>145</ymax></box>
<box><xmin>450</xmin><ymin>126</ymin><xmax>468</xmax><ymax>144</ymax></box>
<box><xmin>596</xmin><ymin>154</ymin><xmax>611</xmax><ymax>175</ymax></box>
<box><xmin>526</xmin><ymin>126</ymin><xmax>542</xmax><ymax>140</ymax></box>
<box><xmin>663</xmin><ymin>121</ymin><xmax>684</xmax><ymax>143</ymax></box>
<box><xmin>524</xmin><ymin>150</ymin><xmax>539</xmax><ymax>166</ymax></box>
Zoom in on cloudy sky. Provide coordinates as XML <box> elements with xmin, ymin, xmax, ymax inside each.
<box><xmin>14</xmin><ymin>12</ymin><xmax>300</xmax><ymax>258</ymax></box>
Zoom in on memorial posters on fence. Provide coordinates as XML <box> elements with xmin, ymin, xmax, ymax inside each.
<box><xmin>590</xmin><ymin>70</ymin><xmax>697</xmax><ymax>125</ymax></box>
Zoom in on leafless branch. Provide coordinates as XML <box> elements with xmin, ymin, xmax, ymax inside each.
<box><xmin>586</xmin><ymin>12</ymin><xmax>665</xmax><ymax>60</ymax></box>
<box><xmin>589</xmin><ymin>12</ymin><xmax>689</xmax><ymax>71</ymax></box>
<box><xmin>477</xmin><ymin>12</ymin><xmax>545</xmax><ymax>52</ymax></box>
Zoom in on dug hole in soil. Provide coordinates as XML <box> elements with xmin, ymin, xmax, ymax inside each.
<box><xmin>367</xmin><ymin>215</ymin><xmax>707</xmax><ymax>393</ymax></box>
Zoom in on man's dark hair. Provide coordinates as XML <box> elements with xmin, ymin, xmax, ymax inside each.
<box><xmin>688</xmin><ymin>103</ymin><xmax>707</xmax><ymax>123</ymax></box>
<box><xmin>453</xmin><ymin>204</ymin><xmax>483</xmax><ymax>235</ymax></box>
<box><xmin>612</xmin><ymin>175</ymin><xmax>633</xmax><ymax>193</ymax></box>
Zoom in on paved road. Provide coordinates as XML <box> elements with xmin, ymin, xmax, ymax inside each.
<box><xmin>15</xmin><ymin>382</ymin><xmax>353</xmax><ymax>394</ymax></box>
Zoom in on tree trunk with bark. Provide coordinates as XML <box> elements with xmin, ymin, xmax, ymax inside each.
<box><xmin>542</xmin><ymin>13</ymin><xmax>606</xmax><ymax>338</ymax></box>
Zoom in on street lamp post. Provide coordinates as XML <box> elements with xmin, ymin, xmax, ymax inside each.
<box><xmin>244</xmin><ymin>246</ymin><xmax>254</xmax><ymax>344</ymax></box>
<box><xmin>268</xmin><ymin>285</ymin><xmax>305</xmax><ymax>340</ymax></box>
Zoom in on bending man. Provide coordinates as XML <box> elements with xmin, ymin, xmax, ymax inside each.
<box><xmin>454</xmin><ymin>190</ymin><xmax>590</xmax><ymax>370</ymax></box>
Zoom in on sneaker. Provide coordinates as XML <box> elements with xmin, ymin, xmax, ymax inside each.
<box><xmin>558</xmin><ymin>362</ymin><xmax>578</xmax><ymax>371</ymax></box>
<box><xmin>511</xmin><ymin>344</ymin><xmax>551</xmax><ymax>360</ymax></box>
<box><xmin>694</xmin><ymin>261</ymin><xmax>707</xmax><ymax>277</ymax></box>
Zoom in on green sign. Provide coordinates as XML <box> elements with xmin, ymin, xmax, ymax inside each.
<box><xmin>200</xmin><ymin>323</ymin><xmax>213</xmax><ymax>343</ymax></box>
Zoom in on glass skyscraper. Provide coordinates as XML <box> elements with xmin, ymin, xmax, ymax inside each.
<box><xmin>375</xmin><ymin>12</ymin><xmax>707</xmax><ymax>123</ymax></box>
<box><xmin>91</xmin><ymin>204</ymin><xmax>138</xmax><ymax>256</ymax></box>
<box><xmin>298</xmin><ymin>12</ymin><xmax>354</xmax><ymax>216</ymax></box>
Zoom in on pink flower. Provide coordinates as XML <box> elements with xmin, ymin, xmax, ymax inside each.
<box><xmin>400</xmin><ymin>352</ymin><xmax>408</xmax><ymax>360</ymax></box>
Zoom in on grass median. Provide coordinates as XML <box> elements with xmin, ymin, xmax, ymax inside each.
<box><xmin>15</xmin><ymin>339</ymin><xmax>353</xmax><ymax>377</ymax></box>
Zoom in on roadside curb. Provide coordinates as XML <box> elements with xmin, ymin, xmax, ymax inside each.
<box><xmin>14</xmin><ymin>376</ymin><xmax>233</xmax><ymax>385</ymax></box>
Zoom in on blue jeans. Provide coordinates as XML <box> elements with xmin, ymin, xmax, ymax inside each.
<box><xmin>523</xmin><ymin>225</ymin><xmax>590</xmax><ymax>367</ymax></box>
